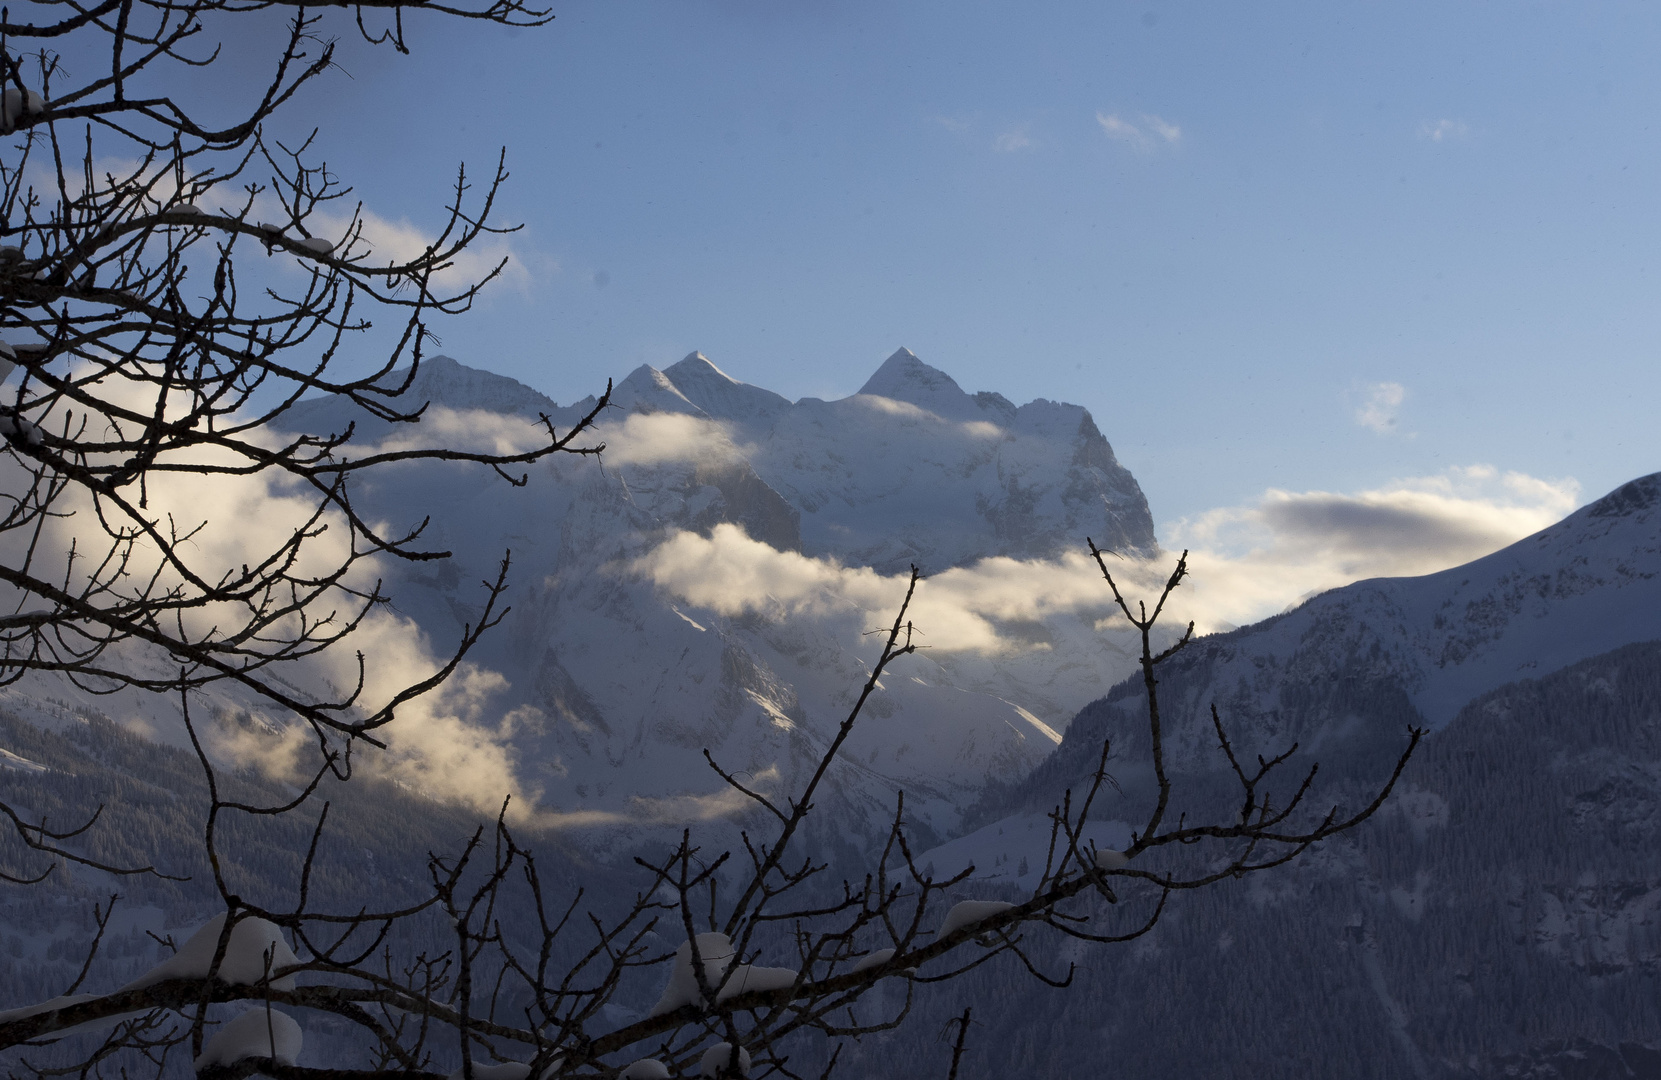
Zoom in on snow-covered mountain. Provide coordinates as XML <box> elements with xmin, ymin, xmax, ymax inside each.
<box><xmin>270</xmin><ymin>349</ymin><xmax>1157</xmax><ymax>847</ymax></box>
<box><xmin>912</xmin><ymin>473</ymin><xmax>1661</xmax><ymax>1078</ymax></box>
<box><xmin>861</xmin><ymin>639</ymin><xmax>1661</xmax><ymax>1079</ymax></box>
<box><xmin>7</xmin><ymin>330</ymin><xmax>1661</xmax><ymax>1075</ymax></box>
<box><xmin>983</xmin><ymin>472</ymin><xmax>1661</xmax><ymax>804</ymax></box>
<box><xmin>653</xmin><ymin>348</ymin><xmax>1152</xmax><ymax>571</ymax></box>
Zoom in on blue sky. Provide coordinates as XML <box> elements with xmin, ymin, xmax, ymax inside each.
<box><xmin>272</xmin><ymin>1</ymin><xmax>1657</xmax><ymax>529</ymax></box>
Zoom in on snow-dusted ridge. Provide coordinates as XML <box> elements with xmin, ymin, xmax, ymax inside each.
<box><xmin>1194</xmin><ymin>470</ymin><xmax>1661</xmax><ymax>735</ymax></box>
<box><xmin>984</xmin><ymin>471</ymin><xmax>1661</xmax><ymax>834</ymax></box>
<box><xmin>888</xmin><ymin>475</ymin><xmax>1661</xmax><ymax>1080</ymax></box>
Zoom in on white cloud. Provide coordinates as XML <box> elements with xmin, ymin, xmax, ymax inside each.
<box><xmin>993</xmin><ymin>128</ymin><xmax>1035</xmax><ymax>153</ymax></box>
<box><xmin>1419</xmin><ymin>118</ymin><xmax>1469</xmax><ymax>142</ymax></box>
<box><xmin>48</xmin><ymin>157</ymin><xmax>539</xmax><ymax>296</ymax></box>
<box><xmin>366</xmin><ymin>407</ymin><xmax>748</xmax><ymax>472</ymax></box>
<box><xmin>597</xmin><ymin>412</ymin><xmax>747</xmax><ymax>467</ymax></box>
<box><xmin>308</xmin><ymin>205</ymin><xmax>532</xmax><ymax>295</ymax></box>
<box><xmin>633</xmin><ymin>468</ymin><xmax>1579</xmax><ymax>649</ymax></box>
<box><xmin>1143</xmin><ymin>115</ymin><xmax>1182</xmax><ymax>143</ymax></box>
<box><xmin>1097</xmin><ymin>112</ymin><xmax>1142</xmax><ymax>144</ymax></box>
<box><xmin>1355</xmin><ymin>381</ymin><xmax>1407</xmax><ymax>433</ymax></box>
<box><xmin>934</xmin><ymin>115</ymin><xmax>974</xmax><ymax>133</ymax></box>
<box><xmin>359</xmin><ymin>405</ymin><xmax>744</xmax><ymax>470</ymax></box>
<box><xmin>0</xmin><ymin>378</ymin><xmax>541</xmax><ymax>818</ymax></box>
<box><xmin>633</xmin><ymin>524</ymin><xmax>1130</xmax><ymax>655</ymax></box>
<box><xmin>367</xmin><ymin>405</ymin><xmax>554</xmax><ymax>457</ymax></box>
<box><xmin>314</xmin><ymin>615</ymin><xmax>534</xmax><ymax>816</ymax></box>
<box><xmin>1097</xmin><ymin>111</ymin><xmax>1181</xmax><ymax>151</ymax></box>
<box><xmin>1164</xmin><ymin>466</ymin><xmax>1580</xmax><ymax>629</ymax></box>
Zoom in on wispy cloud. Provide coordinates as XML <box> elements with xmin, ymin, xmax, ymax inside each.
<box><xmin>933</xmin><ymin>115</ymin><xmax>1038</xmax><ymax>154</ymax></box>
<box><xmin>312</xmin><ymin>206</ymin><xmax>534</xmax><ymax>295</ymax></box>
<box><xmin>1419</xmin><ymin>118</ymin><xmax>1469</xmax><ymax>142</ymax></box>
<box><xmin>1143</xmin><ymin>115</ymin><xmax>1182</xmax><ymax>143</ymax></box>
<box><xmin>1355</xmin><ymin>381</ymin><xmax>1407</xmax><ymax>434</ymax></box>
<box><xmin>361</xmin><ymin>407</ymin><xmax>747</xmax><ymax>470</ymax></box>
<box><xmin>1164</xmin><ymin>466</ymin><xmax>1580</xmax><ymax>628</ymax></box>
<box><xmin>1097</xmin><ymin>111</ymin><xmax>1182</xmax><ymax>151</ymax></box>
<box><xmin>993</xmin><ymin>127</ymin><xmax>1035</xmax><ymax>153</ymax></box>
<box><xmin>631</xmin><ymin>466</ymin><xmax>1577</xmax><ymax>646</ymax></box>
<box><xmin>67</xmin><ymin>154</ymin><xmax>545</xmax><ymax>295</ymax></box>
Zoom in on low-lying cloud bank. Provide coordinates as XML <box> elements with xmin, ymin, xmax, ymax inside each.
<box><xmin>635</xmin><ymin>526</ymin><xmax>1126</xmax><ymax>653</ymax></box>
<box><xmin>1166</xmin><ymin>466</ymin><xmax>1580</xmax><ymax>629</ymax></box>
<box><xmin>2</xmin><ymin>389</ymin><xmax>541</xmax><ymax>818</ymax></box>
<box><xmin>635</xmin><ymin>466</ymin><xmax>1582</xmax><ymax>644</ymax></box>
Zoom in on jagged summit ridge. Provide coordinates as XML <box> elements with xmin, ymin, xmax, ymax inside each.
<box><xmin>856</xmin><ymin>346</ymin><xmax>956</xmax><ymax>396</ymax></box>
<box><xmin>664</xmin><ymin>350</ymin><xmax>738</xmax><ymax>388</ymax></box>
<box><xmin>662</xmin><ymin>352</ymin><xmax>792</xmax><ymax>422</ymax></box>
<box><xmin>680</xmin><ymin>347</ymin><xmax>1156</xmax><ymax>569</ymax></box>
<box><xmin>612</xmin><ymin>363</ymin><xmax>702</xmax><ymax>416</ymax></box>
<box><xmin>410</xmin><ymin>347</ymin><xmax>1157</xmax><ymax>570</ymax></box>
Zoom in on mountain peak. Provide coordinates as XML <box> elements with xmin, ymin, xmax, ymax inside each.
<box><xmin>661</xmin><ymin>352</ymin><xmax>790</xmax><ymax>423</ymax></box>
<box><xmin>666</xmin><ymin>351</ymin><xmax>732</xmax><ymax>383</ymax></box>
<box><xmin>612</xmin><ymin>363</ymin><xmax>704</xmax><ymax>416</ymax></box>
<box><xmin>855</xmin><ymin>348</ymin><xmax>981</xmax><ymax>419</ymax></box>
<box><xmin>397</xmin><ymin>355</ymin><xmax>565</xmax><ymax>417</ymax></box>
<box><xmin>858</xmin><ymin>347</ymin><xmax>962</xmax><ymax>397</ymax></box>
<box><xmin>1585</xmin><ymin>472</ymin><xmax>1661</xmax><ymax>519</ymax></box>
